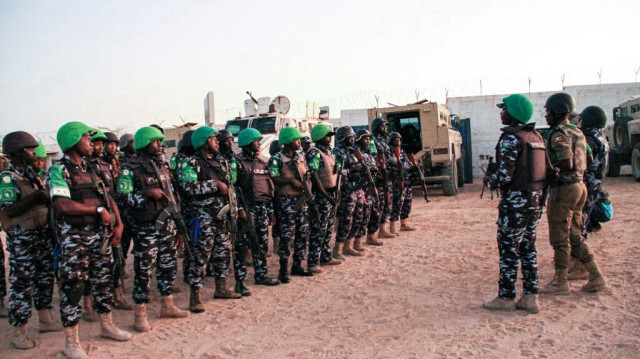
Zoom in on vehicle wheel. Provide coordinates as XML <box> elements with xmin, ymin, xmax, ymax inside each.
<box><xmin>442</xmin><ymin>157</ymin><xmax>458</xmax><ymax>196</ymax></box>
<box><xmin>613</xmin><ymin>116</ymin><xmax>633</xmax><ymax>154</ymax></box>
<box><xmin>632</xmin><ymin>144</ymin><xmax>640</xmax><ymax>181</ymax></box>
<box><xmin>607</xmin><ymin>150</ymin><xmax>621</xmax><ymax>177</ymax></box>
<box><xmin>457</xmin><ymin>158</ymin><xmax>465</xmax><ymax>188</ymax></box>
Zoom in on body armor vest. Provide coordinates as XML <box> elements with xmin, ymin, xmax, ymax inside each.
<box><xmin>0</xmin><ymin>169</ymin><xmax>48</xmax><ymax>230</ymax></box>
<box><xmin>315</xmin><ymin>149</ymin><xmax>338</xmax><ymax>190</ymax></box>
<box><xmin>496</xmin><ymin>126</ymin><xmax>547</xmax><ymax>192</ymax></box>
<box><xmin>92</xmin><ymin>159</ymin><xmax>116</xmax><ymax>196</ymax></box>
<box><xmin>62</xmin><ymin>158</ymin><xmax>105</xmax><ymax>225</ymax></box>
<box><xmin>236</xmin><ymin>155</ymin><xmax>274</xmax><ymax>202</ymax></box>
<box><xmin>127</xmin><ymin>157</ymin><xmax>173</xmax><ymax>223</ymax></box>
<box><xmin>277</xmin><ymin>152</ymin><xmax>309</xmax><ymax>196</ymax></box>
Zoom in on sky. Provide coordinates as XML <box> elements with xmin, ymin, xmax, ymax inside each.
<box><xmin>1</xmin><ymin>0</ymin><xmax>639</xmax><ymax>137</ymax></box>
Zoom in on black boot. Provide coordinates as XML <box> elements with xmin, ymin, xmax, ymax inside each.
<box><xmin>234</xmin><ymin>280</ymin><xmax>252</xmax><ymax>296</ymax></box>
<box><xmin>291</xmin><ymin>262</ymin><xmax>313</xmax><ymax>277</ymax></box>
<box><xmin>255</xmin><ymin>276</ymin><xmax>281</xmax><ymax>286</ymax></box>
<box><xmin>189</xmin><ymin>287</ymin><xmax>204</xmax><ymax>313</ymax></box>
<box><xmin>278</xmin><ymin>259</ymin><xmax>290</xmax><ymax>284</ymax></box>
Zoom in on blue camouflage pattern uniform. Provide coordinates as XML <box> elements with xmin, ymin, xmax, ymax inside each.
<box><xmin>48</xmin><ymin>155</ymin><xmax>114</xmax><ymax>327</ymax></box>
<box><xmin>217</xmin><ymin>149</ymin><xmax>239</xmax><ymax>279</ymax></box>
<box><xmin>388</xmin><ymin>147</ymin><xmax>414</xmax><ymax>222</ymax></box>
<box><xmin>116</xmin><ymin>153</ymin><xmax>137</xmax><ymax>260</ymax></box>
<box><xmin>117</xmin><ymin>155</ymin><xmax>178</xmax><ymax>304</ymax></box>
<box><xmin>372</xmin><ymin>132</ymin><xmax>392</xmax><ymax>225</ymax></box>
<box><xmin>174</xmin><ymin>153</ymin><xmax>195</xmax><ymax>279</ymax></box>
<box><xmin>354</xmin><ymin>142</ymin><xmax>379</xmax><ymax>238</ymax></box>
<box><xmin>334</xmin><ymin>144</ymin><xmax>365</xmax><ymax>243</ymax></box>
<box><xmin>1</xmin><ymin>163</ymin><xmax>55</xmax><ymax>327</ymax></box>
<box><xmin>487</xmin><ymin>126</ymin><xmax>542</xmax><ymax>299</ymax></box>
<box><xmin>582</xmin><ymin>127</ymin><xmax>608</xmax><ymax>236</ymax></box>
<box><xmin>1</xmin><ymin>232</ymin><xmax>6</xmax><ymax>300</ymax></box>
<box><xmin>305</xmin><ymin>144</ymin><xmax>338</xmax><ymax>266</ymax></box>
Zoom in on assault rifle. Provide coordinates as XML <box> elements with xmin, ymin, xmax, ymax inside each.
<box><xmin>236</xmin><ymin>187</ymin><xmax>260</xmax><ymax>253</ymax></box>
<box><xmin>288</xmin><ymin>153</ymin><xmax>321</xmax><ymax>223</ymax></box>
<box><xmin>393</xmin><ymin>146</ymin><xmax>404</xmax><ymax>189</ymax></box>
<box><xmin>407</xmin><ymin>153</ymin><xmax>430</xmax><ymax>203</ymax></box>
<box><xmin>331</xmin><ymin>151</ymin><xmax>345</xmax><ymax>218</ymax></box>
<box><xmin>377</xmin><ymin>154</ymin><xmax>389</xmax><ymax>209</ymax></box>
<box><xmin>216</xmin><ymin>159</ymin><xmax>238</xmax><ymax>244</ymax></box>
<box><xmin>479</xmin><ymin>155</ymin><xmax>498</xmax><ymax>200</ymax></box>
<box><xmin>353</xmin><ymin>147</ymin><xmax>379</xmax><ymax>208</ymax></box>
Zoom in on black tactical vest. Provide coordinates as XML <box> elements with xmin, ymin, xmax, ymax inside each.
<box><xmin>126</xmin><ymin>156</ymin><xmax>173</xmax><ymax>223</ymax></box>
<box><xmin>496</xmin><ymin>125</ymin><xmax>547</xmax><ymax>192</ymax></box>
<box><xmin>236</xmin><ymin>155</ymin><xmax>274</xmax><ymax>202</ymax></box>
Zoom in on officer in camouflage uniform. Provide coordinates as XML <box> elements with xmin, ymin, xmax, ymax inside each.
<box><xmin>301</xmin><ymin>136</ymin><xmax>312</xmax><ymax>156</ymax></box>
<box><xmin>370</xmin><ymin>118</ymin><xmax>395</xmax><ymax>238</ymax></box>
<box><xmin>103</xmin><ymin>132</ymin><xmax>121</xmax><ymax>180</ymax></box>
<box><xmin>1</xmin><ymin>131</ymin><xmax>62</xmax><ymax>350</ymax></box>
<box><xmin>387</xmin><ymin>132</ymin><xmax>417</xmax><ymax>234</ymax></box>
<box><xmin>233</xmin><ymin>128</ymin><xmax>281</xmax><ymax>293</ymax></box>
<box><xmin>305</xmin><ymin>124</ymin><xmax>343</xmax><ymax>274</ymax></box>
<box><xmin>117</xmin><ymin>126</ymin><xmax>189</xmax><ymax>332</ymax></box>
<box><xmin>269</xmin><ymin>140</ymin><xmax>281</xmax><ymax>255</ymax></box>
<box><xmin>179</xmin><ymin>126</ymin><xmax>241</xmax><ymax>314</ymax></box>
<box><xmin>49</xmin><ymin>122</ymin><xmax>131</xmax><ymax>358</ymax></box>
<box><xmin>1</xmin><ymin>225</ymin><xmax>6</xmax><ymax>319</ymax></box>
<box><xmin>33</xmin><ymin>140</ymin><xmax>48</xmax><ymax>177</ymax></box>
<box><xmin>332</xmin><ymin>126</ymin><xmax>366</xmax><ymax>258</ymax></box>
<box><xmin>117</xmin><ymin>133</ymin><xmax>136</xmax><ymax>262</ymax></box>
<box><xmin>269</xmin><ymin>127</ymin><xmax>314</xmax><ymax>283</ymax></box>
<box><xmin>540</xmin><ymin>93</ymin><xmax>608</xmax><ymax>295</ymax></box>
<box><xmin>355</xmin><ymin>129</ymin><xmax>384</xmax><ymax>246</ymax></box>
<box><xmin>481</xmin><ymin>94</ymin><xmax>544</xmax><ymax>314</ymax></box>
<box><xmin>175</xmin><ymin>130</ymin><xmax>195</xmax><ymax>280</ymax></box>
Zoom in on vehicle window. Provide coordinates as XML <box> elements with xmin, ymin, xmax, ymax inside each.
<box><xmin>387</xmin><ymin>111</ymin><xmax>421</xmax><ymax>154</ymax></box>
<box><xmin>621</xmin><ymin>107</ymin><xmax>629</xmax><ymax>117</ymax></box>
<box><xmin>225</xmin><ymin>120</ymin><xmax>249</xmax><ymax>135</ymax></box>
<box><xmin>251</xmin><ymin>116</ymin><xmax>276</xmax><ymax>133</ymax></box>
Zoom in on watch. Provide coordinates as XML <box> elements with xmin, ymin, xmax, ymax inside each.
<box><xmin>96</xmin><ymin>206</ymin><xmax>105</xmax><ymax>214</ymax></box>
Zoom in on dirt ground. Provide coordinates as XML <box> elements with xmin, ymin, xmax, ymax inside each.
<box><xmin>1</xmin><ymin>174</ymin><xmax>639</xmax><ymax>359</ymax></box>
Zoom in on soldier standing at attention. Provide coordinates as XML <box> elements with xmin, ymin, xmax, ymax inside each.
<box><xmin>269</xmin><ymin>127</ymin><xmax>313</xmax><ymax>283</ymax></box>
<box><xmin>116</xmin><ymin>133</ymin><xmax>136</xmax><ymax>264</ymax></box>
<box><xmin>481</xmin><ymin>94</ymin><xmax>544</xmax><ymax>313</ymax></box>
<box><xmin>268</xmin><ymin>140</ymin><xmax>282</xmax><ymax>256</ymax></box>
<box><xmin>387</xmin><ymin>132</ymin><xmax>416</xmax><ymax>234</ymax></box>
<box><xmin>103</xmin><ymin>132</ymin><xmax>121</xmax><ymax>180</ymax></box>
<box><xmin>305</xmin><ymin>124</ymin><xmax>343</xmax><ymax>274</ymax></box>
<box><xmin>1</xmin><ymin>131</ymin><xmax>62</xmax><ymax>350</ymax></box>
<box><xmin>117</xmin><ymin>126</ymin><xmax>189</xmax><ymax>332</ymax></box>
<box><xmin>233</xmin><ymin>128</ymin><xmax>281</xmax><ymax>292</ymax></box>
<box><xmin>301</xmin><ymin>136</ymin><xmax>312</xmax><ymax>155</ymax></box>
<box><xmin>370</xmin><ymin>118</ymin><xmax>395</xmax><ymax>238</ymax></box>
<box><xmin>33</xmin><ymin>140</ymin><xmax>48</xmax><ymax>177</ymax></box>
<box><xmin>540</xmin><ymin>93</ymin><xmax>608</xmax><ymax>295</ymax></box>
<box><xmin>354</xmin><ymin>129</ymin><xmax>384</xmax><ymax>246</ymax></box>
<box><xmin>49</xmin><ymin>122</ymin><xmax>131</xmax><ymax>358</ymax></box>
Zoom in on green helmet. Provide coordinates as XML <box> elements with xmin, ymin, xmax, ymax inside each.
<box><xmin>134</xmin><ymin>126</ymin><xmax>166</xmax><ymax>151</ymax></box>
<box><xmin>310</xmin><ymin>123</ymin><xmax>335</xmax><ymax>142</ymax></box>
<box><xmin>279</xmin><ymin>127</ymin><xmax>303</xmax><ymax>145</ymax></box>
<box><xmin>501</xmin><ymin>94</ymin><xmax>534</xmax><ymax>124</ymax></box>
<box><xmin>35</xmin><ymin>140</ymin><xmax>47</xmax><ymax>158</ymax></box>
<box><xmin>238</xmin><ymin>128</ymin><xmax>263</xmax><ymax>147</ymax></box>
<box><xmin>91</xmin><ymin>129</ymin><xmax>108</xmax><ymax>142</ymax></box>
<box><xmin>191</xmin><ymin>126</ymin><xmax>218</xmax><ymax>150</ymax></box>
<box><xmin>57</xmin><ymin>121</ymin><xmax>98</xmax><ymax>153</ymax></box>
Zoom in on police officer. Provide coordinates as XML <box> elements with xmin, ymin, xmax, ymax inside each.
<box><xmin>1</xmin><ymin>131</ymin><xmax>62</xmax><ymax>350</ymax></box>
<box><xmin>0</xmin><ymin>225</ymin><xmax>6</xmax><ymax>319</ymax></box>
<box><xmin>306</xmin><ymin>124</ymin><xmax>343</xmax><ymax>273</ymax></box>
<box><xmin>117</xmin><ymin>126</ymin><xmax>189</xmax><ymax>331</ymax></box>
<box><xmin>33</xmin><ymin>140</ymin><xmax>48</xmax><ymax>177</ymax></box>
<box><xmin>269</xmin><ymin>140</ymin><xmax>281</xmax><ymax>256</ymax></box>
<box><xmin>175</xmin><ymin>130</ymin><xmax>195</xmax><ymax>279</ymax></box>
<box><xmin>333</xmin><ymin>126</ymin><xmax>366</xmax><ymax>258</ymax></box>
<box><xmin>49</xmin><ymin>122</ymin><xmax>131</xmax><ymax>358</ymax></box>
<box><xmin>103</xmin><ymin>132</ymin><xmax>121</xmax><ymax>180</ymax></box>
<box><xmin>269</xmin><ymin>127</ymin><xmax>313</xmax><ymax>283</ymax></box>
<box><xmin>211</xmin><ymin>129</ymin><xmax>235</xmax><ymax>276</ymax></box>
<box><xmin>117</xmin><ymin>133</ymin><xmax>136</xmax><ymax>263</ymax></box>
<box><xmin>540</xmin><ymin>93</ymin><xmax>608</xmax><ymax>294</ymax></box>
<box><xmin>387</xmin><ymin>132</ymin><xmax>416</xmax><ymax>234</ymax></box>
<box><xmin>301</xmin><ymin>136</ymin><xmax>312</xmax><ymax>155</ymax></box>
<box><xmin>370</xmin><ymin>118</ymin><xmax>395</xmax><ymax>238</ymax></box>
<box><xmin>481</xmin><ymin>94</ymin><xmax>544</xmax><ymax>313</ymax></box>
<box><xmin>355</xmin><ymin>129</ymin><xmax>384</xmax><ymax>246</ymax></box>
<box><xmin>233</xmin><ymin>128</ymin><xmax>281</xmax><ymax>292</ymax></box>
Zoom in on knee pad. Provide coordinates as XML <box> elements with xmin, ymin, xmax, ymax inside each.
<box><xmin>63</xmin><ymin>280</ymin><xmax>85</xmax><ymax>306</ymax></box>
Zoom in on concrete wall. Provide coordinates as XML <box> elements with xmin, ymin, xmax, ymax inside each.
<box><xmin>446</xmin><ymin>82</ymin><xmax>640</xmax><ymax>177</ymax></box>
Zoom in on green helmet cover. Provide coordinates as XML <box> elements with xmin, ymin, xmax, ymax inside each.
<box><xmin>279</xmin><ymin>127</ymin><xmax>303</xmax><ymax>145</ymax></box>
<box><xmin>35</xmin><ymin>140</ymin><xmax>47</xmax><ymax>158</ymax></box>
<box><xmin>57</xmin><ymin>121</ymin><xmax>98</xmax><ymax>153</ymax></box>
<box><xmin>238</xmin><ymin>128</ymin><xmax>263</xmax><ymax>147</ymax></box>
<box><xmin>310</xmin><ymin>123</ymin><xmax>334</xmax><ymax>142</ymax></box>
<box><xmin>134</xmin><ymin>126</ymin><xmax>166</xmax><ymax>151</ymax></box>
<box><xmin>191</xmin><ymin>126</ymin><xmax>219</xmax><ymax>150</ymax></box>
<box><xmin>91</xmin><ymin>129</ymin><xmax>108</xmax><ymax>142</ymax></box>
<box><xmin>502</xmin><ymin>94</ymin><xmax>534</xmax><ymax>124</ymax></box>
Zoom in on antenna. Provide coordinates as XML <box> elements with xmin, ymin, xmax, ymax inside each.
<box><xmin>415</xmin><ymin>90</ymin><xmax>420</xmax><ymax>101</ymax></box>
<box><xmin>561</xmin><ymin>74</ymin><xmax>565</xmax><ymax>89</ymax></box>
<box><xmin>375</xmin><ymin>95</ymin><xmax>379</xmax><ymax>108</ymax></box>
<box><xmin>597</xmin><ymin>68</ymin><xmax>603</xmax><ymax>84</ymax></box>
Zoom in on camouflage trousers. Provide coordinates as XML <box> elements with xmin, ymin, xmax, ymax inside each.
<box><xmin>496</xmin><ymin>209</ymin><xmax>540</xmax><ymax>299</ymax></box>
<box><xmin>6</xmin><ymin>226</ymin><xmax>55</xmax><ymax>327</ymax></box>
<box><xmin>336</xmin><ymin>189</ymin><xmax>364</xmax><ymax>243</ymax></box>
<box><xmin>581</xmin><ymin>189</ymin><xmax>598</xmax><ymax>239</ymax></box>
<box><xmin>307</xmin><ymin>190</ymin><xmax>336</xmax><ymax>267</ymax></box>
<box><xmin>58</xmin><ymin>223</ymin><xmax>113</xmax><ymax>327</ymax></box>
<box><xmin>188</xmin><ymin>211</ymin><xmax>231</xmax><ymax>288</ymax></box>
<box><xmin>132</xmin><ymin>220</ymin><xmax>177</xmax><ymax>304</ymax></box>
<box><xmin>379</xmin><ymin>182</ymin><xmax>393</xmax><ymax>224</ymax></box>
<box><xmin>356</xmin><ymin>189</ymin><xmax>376</xmax><ymax>238</ymax></box>
<box><xmin>277</xmin><ymin>195</ymin><xmax>309</xmax><ymax>264</ymax></box>
<box><xmin>1</xmin><ymin>239</ymin><xmax>6</xmax><ymax>298</ymax></box>
<box><xmin>271</xmin><ymin>198</ymin><xmax>281</xmax><ymax>239</ymax></box>
<box><xmin>369</xmin><ymin>185</ymin><xmax>390</xmax><ymax>232</ymax></box>
<box><xmin>233</xmin><ymin>202</ymin><xmax>270</xmax><ymax>282</ymax></box>
<box><xmin>390</xmin><ymin>179</ymin><xmax>412</xmax><ymax>222</ymax></box>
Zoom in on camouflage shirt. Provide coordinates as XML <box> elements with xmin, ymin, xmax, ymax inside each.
<box><xmin>333</xmin><ymin>144</ymin><xmax>364</xmax><ymax>192</ymax></box>
<box><xmin>547</xmin><ymin>120</ymin><xmax>587</xmax><ymax>184</ymax></box>
<box><xmin>305</xmin><ymin>144</ymin><xmax>334</xmax><ymax>174</ymax></box>
<box><xmin>179</xmin><ymin>152</ymin><xmax>236</xmax><ymax>216</ymax></box>
<box><xmin>583</xmin><ymin>127</ymin><xmax>608</xmax><ymax>181</ymax></box>
<box><xmin>0</xmin><ymin>163</ymin><xmax>42</xmax><ymax>208</ymax></box>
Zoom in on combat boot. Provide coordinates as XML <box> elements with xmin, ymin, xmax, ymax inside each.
<box><xmin>81</xmin><ymin>295</ymin><xmax>99</xmax><ymax>322</ymax></box>
<box><xmin>353</xmin><ymin>237</ymin><xmax>366</xmax><ymax>252</ymax></box>
<box><xmin>12</xmin><ymin>325</ymin><xmax>36</xmax><ymax>350</ymax></box>
<box><xmin>189</xmin><ymin>287</ymin><xmax>204</xmax><ymax>313</ymax></box>
<box><xmin>38</xmin><ymin>308</ymin><xmax>63</xmax><ymax>332</ymax></box>
<box><xmin>291</xmin><ymin>262</ymin><xmax>313</xmax><ymax>276</ymax></box>
<box><xmin>113</xmin><ymin>288</ymin><xmax>134</xmax><ymax>310</ymax></box>
<box><xmin>308</xmin><ymin>265</ymin><xmax>324</xmax><ymax>274</ymax></box>
<box><xmin>213</xmin><ymin>278</ymin><xmax>242</xmax><ymax>299</ymax></box>
<box><xmin>278</xmin><ymin>260</ymin><xmax>290</xmax><ymax>284</ymax></box>
<box><xmin>366</xmin><ymin>231</ymin><xmax>383</xmax><ymax>246</ymax></box>
<box><xmin>63</xmin><ymin>325</ymin><xmax>87</xmax><ymax>359</ymax></box>
<box><xmin>389</xmin><ymin>221</ymin><xmax>400</xmax><ymax>236</ymax></box>
<box><xmin>400</xmin><ymin>219</ymin><xmax>416</xmax><ymax>231</ymax></box>
<box><xmin>343</xmin><ymin>239</ymin><xmax>364</xmax><ymax>256</ymax></box>
<box><xmin>99</xmin><ymin>312</ymin><xmax>132</xmax><ymax>341</ymax></box>
<box><xmin>539</xmin><ymin>269</ymin><xmax>570</xmax><ymax>295</ymax></box>
<box><xmin>160</xmin><ymin>295</ymin><xmax>190</xmax><ymax>318</ymax></box>
<box><xmin>234</xmin><ymin>280</ymin><xmax>252</xmax><ymax>296</ymax></box>
<box><xmin>482</xmin><ymin>296</ymin><xmax>516</xmax><ymax>312</ymax></box>
<box><xmin>319</xmin><ymin>257</ymin><xmax>343</xmax><ymax>266</ymax></box>
<box><xmin>582</xmin><ymin>260</ymin><xmax>608</xmax><ymax>292</ymax></box>
<box><xmin>0</xmin><ymin>297</ymin><xmax>8</xmax><ymax>317</ymax></box>
<box><xmin>255</xmin><ymin>276</ymin><xmax>281</xmax><ymax>286</ymax></box>
<box><xmin>133</xmin><ymin>304</ymin><xmax>150</xmax><ymax>332</ymax></box>
<box><xmin>516</xmin><ymin>294</ymin><xmax>540</xmax><ymax>314</ymax></box>
<box><xmin>378</xmin><ymin>223</ymin><xmax>395</xmax><ymax>238</ymax></box>
<box><xmin>567</xmin><ymin>262</ymin><xmax>589</xmax><ymax>281</ymax></box>
<box><xmin>332</xmin><ymin>242</ymin><xmax>346</xmax><ymax>260</ymax></box>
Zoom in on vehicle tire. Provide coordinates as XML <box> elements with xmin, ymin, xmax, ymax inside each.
<box><xmin>607</xmin><ymin>150</ymin><xmax>622</xmax><ymax>177</ymax></box>
<box><xmin>632</xmin><ymin>144</ymin><xmax>640</xmax><ymax>181</ymax></box>
<box><xmin>613</xmin><ymin>116</ymin><xmax>633</xmax><ymax>154</ymax></box>
<box><xmin>457</xmin><ymin>158</ymin><xmax>465</xmax><ymax>188</ymax></box>
<box><xmin>442</xmin><ymin>157</ymin><xmax>458</xmax><ymax>196</ymax></box>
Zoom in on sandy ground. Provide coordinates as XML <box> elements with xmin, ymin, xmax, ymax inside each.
<box><xmin>1</xmin><ymin>174</ymin><xmax>639</xmax><ymax>359</ymax></box>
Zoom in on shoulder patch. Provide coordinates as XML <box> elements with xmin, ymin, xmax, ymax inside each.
<box><xmin>0</xmin><ymin>173</ymin><xmax>17</xmax><ymax>203</ymax></box>
<box><xmin>500</xmin><ymin>140</ymin><xmax>512</xmax><ymax>149</ymax></box>
<box><xmin>179</xmin><ymin>163</ymin><xmax>198</xmax><ymax>182</ymax></box>
<box><xmin>48</xmin><ymin>164</ymin><xmax>71</xmax><ymax>198</ymax></box>
<box><xmin>117</xmin><ymin>167</ymin><xmax>134</xmax><ymax>194</ymax></box>
<box><xmin>553</xmin><ymin>136</ymin><xmax>564</xmax><ymax>143</ymax></box>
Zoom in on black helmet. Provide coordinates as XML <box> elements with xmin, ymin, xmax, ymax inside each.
<box><xmin>336</xmin><ymin>126</ymin><xmax>356</xmax><ymax>142</ymax></box>
<box><xmin>387</xmin><ymin>131</ymin><xmax>402</xmax><ymax>145</ymax></box>
<box><xmin>301</xmin><ymin>136</ymin><xmax>312</xmax><ymax>145</ymax></box>
<box><xmin>119</xmin><ymin>133</ymin><xmax>134</xmax><ymax>151</ymax></box>
<box><xmin>104</xmin><ymin>132</ymin><xmax>120</xmax><ymax>143</ymax></box>
<box><xmin>2</xmin><ymin>131</ymin><xmax>39</xmax><ymax>155</ymax></box>
<box><xmin>269</xmin><ymin>140</ymin><xmax>281</xmax><ymax>156</ymax></box>
<box><xmin>182</xmin><ymin>130</ymin><xmax>194</xmax><ymax>147</ymax></box>
<box><xmin>544</xmin><ymin>92</ymin><xmax>576</xmax><ymax>114</ymax></box>
<box><xmin>217</xmin><ymin>129</ymin><xmax>233</xmax><ymax>142</ymax></box>
<box><xmin>370</xmin><ymin>117</ymin><xmax>388</xmax><ymax>133</ymax></box>
<box><xmin>580</xmin><ymin>106</ymin><xmax>607</xmax><ymax>128</ymax></box>
<box><xmin>149</xmin><ymin>124</ymin><xmax>164</xmax><ymax>134</ymax></box>
<box><xmin>355</xmin><ymin>129</ymin><xmax>372</xmax><ymax>142</ymax></box>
